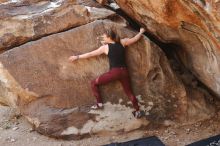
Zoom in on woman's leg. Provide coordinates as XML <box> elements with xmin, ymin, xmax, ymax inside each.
<box><xmin>91</xmin><ymin>68</ymin><xmax>122</xmax><ymax>104</ymax></box>
<box><xmin>119</xmin><ymin>69</ymin><xmax>139</xmax><ymax>111</ymax></box>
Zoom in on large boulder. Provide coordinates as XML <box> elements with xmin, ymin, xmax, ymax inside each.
<box><xmin>0</xmin><ymin>0</ymin><xmax>115</xmax><ymax>51</ymax></box>
<box><xmin>0</xmin><ymin>0</ymin><xmax>217</xmax><ymax>140</ymax></box>
<box><xmin>115</xmin><ymin>0</ymin><xmax>220</xmax><ymax>98</ymax></box>
<box><xmin>0</xmin><ymin>18</ymin><xmax>189</xmax><ymax>139</ymax></box>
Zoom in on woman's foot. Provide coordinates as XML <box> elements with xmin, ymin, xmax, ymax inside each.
<box><xmin>91</xmin><ymin>103</ymin><xmax>103</xmax><ymax>110</ymax></box>
<box><xmin>132</xmin><ymin>110</ymin><xmax>144</xmax><ymax>118</ymax></box>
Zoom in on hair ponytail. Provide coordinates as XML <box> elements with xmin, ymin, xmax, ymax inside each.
<box><xmin>105</xmin><ymin>29</ymin><xmax>121</xmax><ymax>43</ymax></box>
<box><xmin>115</xmin><ymin>34</ymin><xmax>120</xmax><ymax>43</ymax></box>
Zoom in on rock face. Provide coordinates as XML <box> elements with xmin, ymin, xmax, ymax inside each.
<box><xmin>0</xmin><ymin>0</ymin><xmax>115</xmax><ymax>51</ymax></box>
<box><xmin>0</xmin><ymin>17</ymin><xmax>189</xmax><ymax>139</ymax></box>
<box><xmin>115</xmin><ymin>0</ymin><xmax>220</xmax><ymax>98</ymax></box>
<box><xmin>0</xmin><ymin>0</ymin><xmax>217</xmax><ymax>140</ymax></box>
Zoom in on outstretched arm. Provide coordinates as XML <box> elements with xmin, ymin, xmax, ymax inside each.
<box><xmin>121</xmin><ymin>28</ymin><xmax>145</xmax><ymax>47</ymax></box>
<box><xmin>68</xmin><ymin>45</ymin><xmax>108</xmax><ymax>62</ymax></box>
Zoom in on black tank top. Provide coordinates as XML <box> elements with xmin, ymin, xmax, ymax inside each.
<box><xmin>107</xmin><ymin>42</ymin><xmax>127</xmax><ymax>69</ymax></box>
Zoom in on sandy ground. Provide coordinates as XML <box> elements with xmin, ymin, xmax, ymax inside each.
<box><xmin>0</xmin><ymin>105</ymin><xmax>219</xmax><ymax>146</ymax></box>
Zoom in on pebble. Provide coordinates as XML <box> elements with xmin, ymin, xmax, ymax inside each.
<box><xmin>119</xmin><ymin>99</ymin><xmax>123</xmax><ymax>104</ymax></box>
<box><xmin>195</xmin><ymin>123</ymin><xmax>201</xmax><ymax>127</ymax></box>
<box><xmin>164</xmin><ymin>120</ymin><xmax>174</xmax><ymax>126</ymax></box>
<box><xmin>29</xmin><ymin>127</ymin><xmax>35</xmax><ymax>132</ymax></box>
<box><xmin>12</xmin><ymin>126</ymin><xmax>19</xmax><ymax>131</ymax></box>
<box><xmin>32</xmin><ymin>137</ymin><xmax>37</xmax><ymax>141</ymax></box>
<box><xmin>171</xmin><ymin>94</ymin><xmax>176</xmax><ymax>98</ymax></box>
<box><xmin>6</xmin><ymin>137</ymin><xmax>16</xmax><ymax>143</ymax></box>
<box><xmin>10</xmin><ymin>138</ymin><xmax>16</xmax><ymax>142</ymax></box>
<box><xmin>148</xmin><ymin>102</ymin><xmax>154</xmax><ymax>106</ymax></box>
<box><xmin>186</xmin><ymin>128</ymin><xmax>191</xmax><ymax>134</ymax></box>
<box><xmin>170</xmin><ymin>131</ymin><xmax>176</xmax><ymax>135</ymax></box>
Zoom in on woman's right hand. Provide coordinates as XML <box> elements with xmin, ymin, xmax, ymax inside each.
<box><xmin>68</xmin><ymin>55</ymin><xmax>78</xmax><ymax>62</ymax></box>
<box><xmin>140</xmin><ymin>27</ymin><xmax>145</xmax><ymax>34</ymax></box>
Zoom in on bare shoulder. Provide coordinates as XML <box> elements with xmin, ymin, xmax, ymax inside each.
<box><xmin>99</xmin><ymin>44</ymin><xmax>109</xmax><ymax>54</ymax></box>
<box><xmin>120</xmin><ymin>38</ymin><xmax>129</xmax><ymax>47</ymax></box>
<box><xmin>100</xmin><ymin>44</ymin><xmax>108</xmax><ymax>49</ymax></box>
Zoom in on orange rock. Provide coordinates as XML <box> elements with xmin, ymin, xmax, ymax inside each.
<box><xmin>115</xmin><ymin>0</ymin><xmax>220</xmax><ymax>98</ymax></box>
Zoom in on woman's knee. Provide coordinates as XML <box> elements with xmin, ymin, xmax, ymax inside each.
<box><xmin>91</xmin><ymin>78</ymin><xmax>99</xmax><ymax>87</ymax></box>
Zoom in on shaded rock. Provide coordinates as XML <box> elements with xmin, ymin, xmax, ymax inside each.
<box><xmin>0</xmin><ymin>0</ymin><xmax>115</xmax><ymax>51</ymax></box>
<box><xmin>115</xmin><ymin>0</ymin><xmax>220</xmax><ymax>98</ymax></box>
<box><xmin>0</xmin><ymin>18</ymin><xmax>188</xmax><ymax>139</ymax></box>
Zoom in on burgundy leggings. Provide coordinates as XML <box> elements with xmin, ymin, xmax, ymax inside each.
<box><xmin>91</xmin><ymin>67</ymin><xmax>139</xmax><ymax>111</ymax></box>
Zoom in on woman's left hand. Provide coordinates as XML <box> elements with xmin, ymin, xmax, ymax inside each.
<box><xmin>68</xmin><ymin>55</ymin><xmax>78</xmax><ymax>62</ymax></box>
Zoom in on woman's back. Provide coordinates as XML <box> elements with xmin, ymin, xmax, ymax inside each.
<box><xmin>107</xmin><ymin>42</ymin><xmax>127</xmax><ymax>69</ymax></box>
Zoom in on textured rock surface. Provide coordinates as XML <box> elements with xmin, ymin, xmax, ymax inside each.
<box><xmin>115</xmin><ymin>0</ymin><xmax>220</xmax><ymax>98</ymax></box>
<box><xmin>0</xmin><ymin>19</ymin><xmax>189</xmax><ymax>139</ymax></box>
<box><xmin>96</xmin><ymin>0</ymin><xmax>108</xmax><ymax>5</ymax></box>
<box><xmin>0</xmin><ymin>0</ymin><xmax>217</xmax><ymax>140</ymax></box>
<box><xmin>0</xmin><ymin>0</ymin><xmax>115</xmax><ymax>51</ymax></box>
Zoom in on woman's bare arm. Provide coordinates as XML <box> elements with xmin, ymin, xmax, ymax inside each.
<box><xmin>69</xmin><ymin>45</ymin><xmax>108</xmax><ymax>62</ymax></box>
<box><xmin>121</xmin><ymin>28</ymin><xmax>145</xmax><ymax>47</ymax></box>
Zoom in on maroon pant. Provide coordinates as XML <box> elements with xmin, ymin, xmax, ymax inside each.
<box><xmin>91</xmin><ymin>67</ymin><xmax>139</xmax><ymax>111</ymax></box>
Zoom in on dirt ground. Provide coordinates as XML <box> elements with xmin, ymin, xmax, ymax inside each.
<box><xmin>0</xmin><ymin>105</ymin><xmax>219</xmax><ymax>146</ymax></box>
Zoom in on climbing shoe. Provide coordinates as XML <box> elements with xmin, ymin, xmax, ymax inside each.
<box><xmin>91</xmin><ymin>103</ymin><xmax>104</xmax><ymax>110</ymax></box>
<box><xmin>132</xmin><ymin>110</ymin><xmax>145</xmax><ymax>118</ymax></box>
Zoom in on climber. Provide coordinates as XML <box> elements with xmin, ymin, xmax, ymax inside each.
<box><xmin>69</xmin><ymin>27</ymin><xmax>146</xmax><ymax>118</ymax></box>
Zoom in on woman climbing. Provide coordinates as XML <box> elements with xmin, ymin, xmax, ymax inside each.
<box><xmin>69</xmin><ymin>28</ymin><xmax>146</xmax><ymax>118</ymax></box>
